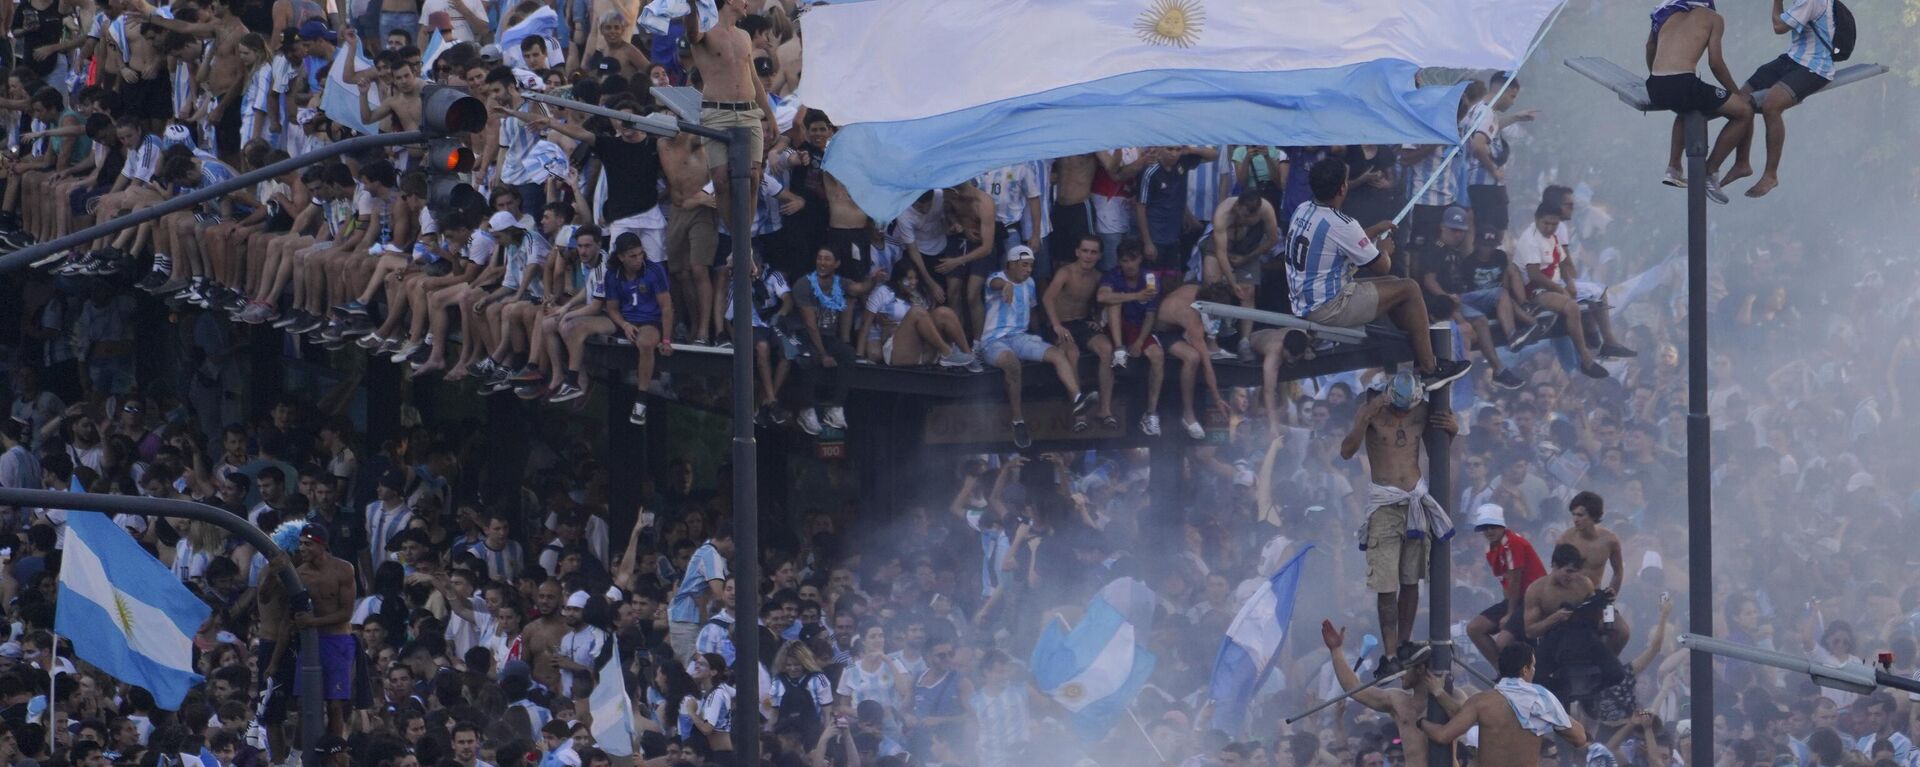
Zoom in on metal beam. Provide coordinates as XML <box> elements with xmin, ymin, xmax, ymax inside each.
<box><xmin>1563</xmin><ymin>57</ymin><xmax>1888</xmax><ymax>112</ymax></box>
<box><xmin>0</xmin><ymin>131</ymin><xmax>429</xmax><ymax>275</ymax></box>
<box><xmin>0</xmin><ymin>488</ymin><xmax>325</xmax><ymax>767</ymax></box>
<box><xmin>1678</xmin><ymin>634</ymin><xmax>1920</xmax><ymax>696</ymax></box>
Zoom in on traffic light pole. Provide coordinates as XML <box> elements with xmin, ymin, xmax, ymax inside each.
<box><xmin>0</xmin><ymin>488</ymin><xmax>326</xmax><ymax>767</ymax></box>
<box><xmin>519</xmin><ymin>89</ymin><xmax>763</xmax><ymax>767</ymax></box>
<box><xmin>0</xmin><ymin>131</ymin><xmax>430</xmax><ymax>275</ymax></box>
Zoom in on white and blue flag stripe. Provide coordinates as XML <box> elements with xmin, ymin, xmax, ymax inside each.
<box><xmin>1031</xmin><ymin>580</ymin><xmax>1157</xmax><ymax>742</ymax></box>
<box><xmin>797</xmin><ymin>0</ymin><xmax>1562</xmax><ymax>220</ymax></box>
<box><xmin>1210</xmin><ymin>544</ymin><xmax>1313</xmax><ymax>736</ymax></box>
<box><xmin>56</xmin><ymin>505</ymin><xmax>214</xmax><ymax>710</ymax></box>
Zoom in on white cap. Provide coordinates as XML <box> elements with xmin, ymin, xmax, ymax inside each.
<box><xmin>565</xmin><ymin>590</ymin><xmax>590</xmax><ymax>609</ymax></box>
<box><xmin>1006</xmin><ymin>245</ymin><xmax>1036</xmax><ymax>262</ymax></box>
<box><xmin>1471</xmin><ymin>503</ymin><xmax>1506</xmax><ymax>529</ymax></box>
<box><xmin>1674</xmin><ymin>719</ymin><xmax>1692</xmax><ymax>739</ymax></box>
<box><xmin>1846</xmin><ymin>471</ymin><xmax>1875</xmax><ymax>493</ymax></box>
<box><xmin>1639</xmin><ymin>550</ymin><xmax>1664</xmax><ymax>575</ymax></box>
<box><xmin>479</xmin><ymin>43</ymin><xmax>503</xmax><ymax>60</ymax></box>
<box><xmin>488</xmin><ymin>211</ymin><xmax>533</xmax><ymax>233</ymax></box>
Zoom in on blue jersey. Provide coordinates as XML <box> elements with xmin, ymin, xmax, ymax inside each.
<box><xmin>1286</xmin><ymin>202</ymin><xmax>1380</xmax><ymax>317</ymax></box>
<box><xmin>669</xmin><ymin>540</ymin><xmax>728</xmax><ymax>624</ymax></box>
<box><xmin>981</xmin><ymin>271</ymin><xmax>1036</xmax><ymax>342</ymax></box>
<box><xmin>1780</xmin><ymin>0</ymin><xmax>1836</xmax><ymax>79</ymax></box>
<box><xmin>603</xmin><ymin>261</ymin><xmax>670</xmax><ymax>325</ymax></box>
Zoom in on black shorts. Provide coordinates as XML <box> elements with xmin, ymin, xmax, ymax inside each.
<box><xmin>1479</xmin><ymin>601</ymin><xmax>1527</xmax><ymax>641</ymax></box>
<box><xmin>1048</xmin><ymin>199</ymin><xmax>1094</xmax><ymax>266</ymax></box>
<box><xmin>1152</xmin><ymin>329</ymin><xmax>1187</xmax><ymax>352</ymax></box>
<box><xmin>217</xmin><ymin>98</ymin><xmax>244</xmax><ymax>156</ymax></box>
<box><xmin>826</xmin><ymin>227</ymin><xmax>873</xmax><ymax>281</ymax></box>
<box><xmin>1646</xmin><ymin>73</ymin><xmax>1731</xmax><ymax>114</ymax></box>
<box><xmin>256</xmin><ymin>639</ymin><xmax>296</xmax><ymax>724</ymax></box>
<box><xmin>922</xmin><ymin>234</ymin><xmax>969</xmax><ymax>282</ymax></box>
<box><xmin>1466</xmin><ymin>185</ymin><xmax>1508</xmax><ymax>244</ymax></box>
<box><xmin>1043</xmin><ymin>318</ymin><xmax>1100</xmax><ymax>350</ymax></box>
<box><xmin>1746</xmin><ymin>54</ymin><xmax>1830</xmax><ymax>103</ymax></box>
<box><xmin>127</xmin><ymin>77</ymin><xmax>173</xmax><ymax>122</ymax></box>
<box><xmin>70</xmin><ymin>185</ymin><xmax>107</xmax><ymax>217</ymax></box>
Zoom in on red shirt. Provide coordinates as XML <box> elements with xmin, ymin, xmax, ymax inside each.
<box><xmin>1486</xmin><ymin>531</ymin><xmax>1547</xmax><ymax>594</ymax></box>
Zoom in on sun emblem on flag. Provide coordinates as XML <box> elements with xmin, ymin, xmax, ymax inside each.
<box><xmin>112</xmin><ymin>592</ymin><xmax>136</xmax><ymax>637</ymax></box>
<box><xmin>1135</xmin><ymin>0</ymin><xmax>1205</xmax><ymax>48</ymax></box>
<box><xmin>1058</xmin><ymin>681</ymin><xmax>1087</xmax><ymax>702</ymax></box>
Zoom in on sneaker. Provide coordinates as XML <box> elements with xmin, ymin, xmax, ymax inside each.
<box><xmin>629</xmin><ymin>402</ymin><xmax>648</xmax><ymax>425</ymax></box>
<box><xmin>938</xmin><ymin>348</ymin><xmax>972</xmax><ymax>369</ymax></box>
<box><xmin>1661</xmin><ymin>168</ymin><xmax>1686</xmax><ymax>188</ymax></box>
<box><xmin>1140</xmin><ymin>412</ymin><xmax>1162</xmax><ymax>436</ymax></box>
<box><xmin>822</xmin><ymin>406</ymin><xmax>846</xmax><ymax>430</ymax></box>
<box><xmin>1509</xmin><ymin>319</ymin><xmax>1551</xmax><ymax>350</ymax></box>
<box><xmin>336</xmin><ymin>300</ymin><xmax>369</xmax><ymax>316</ymax></box>
<box><xmin>1184</xmin><ymin>418</ymin><xmax>1205</xmax><ymax>440</ymax></box>
<box><xmin>376</xmin><ymin>337</ymin><xmax>403</xmax><ymax>355</ymax></box>
<box><xmin>356</xmin><ymin>333</ymin><xmax>387</xmax><ymax>350</ymax></box>
<box><xmin>1011</xmin><ymin>420</ymin><xmax>1032</xmax><ymax>449</ymax></box>
<box><xmin>715</xmin><ymin>340</ymin><xmax>733</xmax><ymax>350</ymax></box>
<box><xmin>321</xmin><ymin>338</ymin><xmax>349</xmax><ymax>351</ymax></box>
<box><xmin>1579</xmin><ymin>360</ymin><xmax>1611</xmax><ymax>379</ymax></box>
<box><xmin>137</xmin><ymin>269</ymin><xmax>169</xmax><ymax>292</ymax></box>
<box><xmin>1071</xmin><ymin>391</ymin><xmax>1097</xmax><ymax>416</ymax></box>
<box><xmin>290</xmin><ymin>315</ymin><xmax>325</xmax><ymax>335</ymax></box>
<box><xmin>1596</xmin><ymin>343</ymin><xmax>1638</xmax><ymax>360</ymax></box>
<box><xmin>1421</xmin><ymin>359</ymin><xmax>1473</xmax><ymax>389</ymax></box>
<box><xmin>1375</xmin><ymin>654</ymin><xmax>1405</xmax><ymax>680</ymax></box>
<box><xmin>1492</xmin><ymin>369</ymin><xmax>1525</xmax><ymax>390</ymax></box>
<box><xmin>798</xmin><ymin>408</ymin><xmax>823</xmax><ymax>436</ymax></box>
<box><xmin>319</xmin><ymin>321</ymin><xmax>345</xmax><ymax>341</ymax></box>
<box><xmin>965</xmin><ymin>355</ymin><xmax>984</xmax><ymax>373</ymax></box>
<box><xmin>770</xmin><ymin>406</ymin><xmax>791</xmax><ymax>425</ymax></box>
<box><xmin>1209</xmin><ymin>346</ymin><xmax>1237</xmax><ymax>361</ymax></box>
<box><xmin>754</xmin><ymin>405</ymin><xmax>773</xmax><ymax>428</ymax></box>
<box><xmin>515</xmin><ymin>383</ymin><xmax>549</xmax><ymax>400</ymax></box>
<box><xmin>389</xmin><ymin>342</ymin><xmax>422</xmax><ymax>364</ymax></box>
<box><xmin>548</xmin><ymin>382</ymin><xmax>586</xmax><ymax>403</ymax></box>
<box><xmin>271</xmin><ymin>311</ymin><xmax>303</xmax><ymax>329</ymax></box>
<box><xmin>482</xmin><ymin>377</ymin><xmax>517</xmax><ymax>394</ymax></box>
<box><xmin>155</xmin><ymin>278</ymin><xmax>191</xmax><ymax>296</ymax></box>
<box><xmin>1703</xmin><ymin>178</ymin><xmax>1730</xmax><ymax>205</ymax></box>
<box><xmin>511</xmin><ymin>366</ymin><xmax>546</xmax><ymax>383</ymax></box>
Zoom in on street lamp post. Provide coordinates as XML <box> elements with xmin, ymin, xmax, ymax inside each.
<box><xmin>520</xmin><ymin>89</ymin><xmax>762</xmax><ymax>767</ymax></box>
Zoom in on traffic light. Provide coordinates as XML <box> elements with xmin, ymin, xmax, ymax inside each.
<box><xmin>420</xmin><ymin>84</ymin><xmax>486</xmax><ymax>135</ymax></box>
<box><xmin>424</xmin><ymin>139</ymin><xmax>485</xmax><ymax>218</ymax></box>
<box><xmin>418</xmin><ymin>84</ymin><xmax>486</xmax><ymax>219</ymax></box>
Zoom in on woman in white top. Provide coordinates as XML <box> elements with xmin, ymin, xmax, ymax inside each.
<box><xmin>835</xmin><ymin>625</ymin><xmax>908</xmax><ymax>714</ymax></box>
<box><xmin>857</xmin><ymin>269</ymin><xmax>976</xmax><ymax>368</ymax></box>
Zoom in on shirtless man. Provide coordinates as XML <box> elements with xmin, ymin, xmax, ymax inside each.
<box><xmin>1340</xmin><ymin>371</ymin><xmax>1458</xmax><ymax>671</ymax></box>
<box><xmin>1322</xmin><ymin>620</ymin><xmax>1442</xmax><ymax>767</ymax></box>
<box><xmin>1523</xmin><ymin>543</ymin><xmax>1621</xmax><ymax>693</ymax></box>
<box><xmin>1201</xmin><ymin>191</ymin><xmax>1279</xmax><ymax>346</ymax></box>
<box><xmin>934</xmin><ymin>180</ymin><xmax>996</xmax><ymax>336</ymax></box>
<box><xmin>1050</xmin><ymin>154</ymin><xmax>1099</xmax><ymax>269</ymax></box>
<box><xmin>1556</xmin><ymin>491</ymin><xmax>1630</xmax><ymax>654</ymax></box>
<box><xmin>293</xmin><ymin>524</ymin><xmax>359</xmax><ymax>738</ymax></box>
<box><xmin>685</xmin><ymin>0</ymin><xmax>777</xmax><ymax>237</ymax></box>
<box><xmin>1421</xmin><ymin>644</ymin><xmax>1590</xmax><ymax>767</ymax></box>
<box><xmin>1042</xmin><ymin>234</ymin><xmax>1118</xmax><ymax>429</ymax></box>
<box><xmin>1645</xmin><ymin>0</ymin><xmax>1752</xmax><ymax>203</ymax></box>
<box><xmin>659</xmin><ymin>126</ymin><xmax>715</xmax><ymax>346</ymax></box>
<box><xmin>822</xmin><ymin>170</ymin><xmax>879</xmax><ymax>295</ymax></box>
<box><xmin>135</xmin><ymin>0</ymin><xmax>250</xmax><ymax>153</ymax></box>
<box><xmin>521</xmin><ymin>579</ymin><xmax>570</xmax><ymax>691</ymax></box>
<box><xmin>254</xmin><ymin>552</ymin><xmax>296</xmax><ymax>763</ymax></box>
<box><xmin>1153</xmin><ymin>281</ymin><xmax>1233</xmax><ymax>440</ymax></box>
<box><xmin>356</xmin><ymin>35</ymin><xmax>424</xmax><ymax>134</ymax></box>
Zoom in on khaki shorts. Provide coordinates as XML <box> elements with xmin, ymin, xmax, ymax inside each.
<box><xmin>701</xmin><ymin>105</ymin><xmax>766</xmax><ymax>169</ymax></box>
<box><xmin>666</xmin><ymin>205</ymin><xmax>719</xmax><ymax>270</ymax></box>
<box><xmin>668</xmin><ymin>621</ymin><xmax>700</xmax><ymax>661</ymax></box>
<box><xmin>1305</xmin><ymin>279</ymin><xmax>1383</xmax><ymax>328</ymax></box>
<box><xmin>1365</xmin><ymin>502</ymin><xmax>1429</xmax><ymax>593</ymax></box>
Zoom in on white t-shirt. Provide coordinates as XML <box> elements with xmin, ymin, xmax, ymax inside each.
<box><xmin>890</xmin><ymin>190</ymin><xmax>950</xmax><ymax>256</ymax></box>
<box><xmin>419</xmin><ymin>0</ymin><xmax>480</xmax><ymax>43</ymax></box>
<box><xmin>865</xmin><ymin>284</ymin><xmax>912</xmax><ymax>324</ymax></box>
<box><xmin>1512</xmin><ymin>224</ymin><xmax>1566</xmax><ymax>283</ymax></box>
<box><xmin>557</xmin><ymin>625</ymin><xmax>608</xmax><ymax>698</ymax></box>
<box><xmin>464</xmin><ymin>229</ymin><xmax>499</xmax><ymax>266</ymax></box>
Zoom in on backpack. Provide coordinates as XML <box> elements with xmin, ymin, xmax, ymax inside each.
<box><xmin>1817</xmin><ymin>0</ymin><xmax>1856</xmax><ymax>62</ymax></box>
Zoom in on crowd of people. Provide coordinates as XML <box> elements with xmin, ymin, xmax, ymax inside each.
<box><xmin>0</xmin><ymin>0</ymin><xmax>1912</xmax><ymax>765</ymax></box>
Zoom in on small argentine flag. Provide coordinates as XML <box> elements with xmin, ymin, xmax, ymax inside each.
<box><xmin>588</xmin><ymin>639</ymin><xmax>637</xmax><ymax>756</ymax></box>
<box><xmin>1031</xmin><ymin>578</ymin><xmax>1157</xmax><ymax>741</ymax></box>
<box><xmin>55</xmin><ymin>508</ymin><xmax>213</xmax><ymax>710</ymax></box>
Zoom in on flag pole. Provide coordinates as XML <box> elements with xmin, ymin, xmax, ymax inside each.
<box><xmin>1051</xmin><ymin>613</ymin><xmax>1169</xmax><ymax>765</ymax></box>
<box><xmin>46</xmin><ymin>632</ymin><xmax>57</xmax><ymax>737</ymax></box>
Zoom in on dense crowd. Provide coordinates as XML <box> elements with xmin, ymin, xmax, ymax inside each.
<box><xmin>0</xmin><ymin>0</ymin><xmax>1913</xmax><ymax>765</ymax></box>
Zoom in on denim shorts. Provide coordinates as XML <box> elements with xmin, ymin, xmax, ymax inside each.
<box><xmin>982</xmin><ymin>333</ymin><xmax>1053</xmax><ymax>365</ymax></box>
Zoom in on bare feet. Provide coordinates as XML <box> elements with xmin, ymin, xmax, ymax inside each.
<box><xmin>444</xmin><ymin>363</ymin><xmax>471</xmax><ymax>381</ymax></box>
<box><xmin>1745</xmin><ymin>175</ymin><xmax>1779</xmax><ymax>198</ymax></box>
<box><xmin>1718</xmin><ymin>163</ymin><xmax>1753</xmax><ymax>186</ymax></box>
<box><xmin>408</xmin><ymin>359</ymin><xmax>444</xmax><ymax>378</ymax></box>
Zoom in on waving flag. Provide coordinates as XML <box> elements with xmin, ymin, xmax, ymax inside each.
<box><xmin>638</xmin><ymin>0</ymin><xmax>718</xmax><ymax>35</ymax></box>
<box><xmin>798</xmin><ymin>0</ymin><xmax>1565</xmax><ymax>219</ymax></box>
<box><xmin>1031</xmin><ymin>578</ymin><xmax>1157</xmax><ymax>741</ymax></box>
<box><xmin>56</xmin><ymin>508</ymin><xmax>213</xmax><ymax>709</ymax></box>
<box><xmin>589</xmin><ymin>638</ymin><xmax>637</xmax><ymax>756</ymax></box>
<box><xmin>1210</xmin><ymin>544</ymin><xmax>1313</xmax><ymax>736</ymax></box>
<box><xmin>322</xmin><ymin>45</ymin><xmax>381</xmax><ymax>136</ymax></box>
<box><xmin>498</xmin><ymin>6</ymin><xmax>565</xmax><ymax>69</ymax></box>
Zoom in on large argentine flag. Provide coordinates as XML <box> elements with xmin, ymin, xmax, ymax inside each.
<box><xmin>1210</xmin><ymin>544</ymin><xmax>1313</xmax><ymax>736</ymax></box>
<box><xmin>798</xmin><ymin>0</ymin><xmax>1563</xmax><ymax>220</ymax></box>
<box><xmin>56</xmin><ymin>509</ymin><xmax>213</xmax><ymax>710</ymax></box>
<box><xmin>589</xmin><ymin>639</ymin><xmax>637</xmax><ymax>756</ymax></box>
<box><xmin>1031</xmin><ymin>578</ymin><xmax>1157</xmax><ymax>741</ymax></box>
